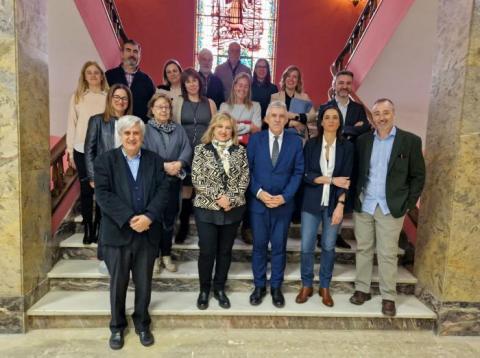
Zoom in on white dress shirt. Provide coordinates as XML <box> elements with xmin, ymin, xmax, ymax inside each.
<box><xmin>320</xmin><ymin>137</ymin><xmax>336</xmax><ymax>206</ymax></box>
<box><xmin>335</xmin><ymin>98</ymin><xmax>349</xmax><ymax>124</ymax></box>
<box><xmin>268</xmin><ymin>129</ymin><xmax>284</xmax><ymax>157</ymax></box>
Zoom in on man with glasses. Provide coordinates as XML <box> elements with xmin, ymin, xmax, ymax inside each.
<box><xmin>106</xmin><ymin>39</ymin><xmax>155</xmax><ymax>122</ymax></box>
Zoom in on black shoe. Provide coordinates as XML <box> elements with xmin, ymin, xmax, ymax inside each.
<box><xmin>197</xmin><ymin>291</ymin><xmax>209</xmax><ymax>310</ymax></box>
<box><xmin>336</xmin><ymin>234</ymin><xmax>351</xmax><ymax>249</ymax></box>
<box><xmin>82</xmin><ymin>222</ymin><xmax>92</xmax><ymax>245</ymax></box>
<box><xmin>316</xmin><ymin>234</ymin><xmax>322</xmax><ymax>249</ymax></box>
<box><xmin>249</xmin><ymin>287</ymin><xmax>267</xmax><ymax>306</ymax></box>
<box><xmin>109</xmin><ymin>331</ymin><xmax>124</xmax><ymax>350</ymax></box>
<box><xmin>271</xmin><ymin>287</ymin><xmax>285</xmax><ymax>308</ymax></box>
<box><xmin>214</xmin><ymin>290</ymin><xmax>231</xmax><ymax>309</ymax></box>
<box><xmin>136</xmin><ymin>329</ymin><xmax>154</xmax><ymax>347</ymax></box>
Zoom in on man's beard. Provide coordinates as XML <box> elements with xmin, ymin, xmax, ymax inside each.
<box><xmin>124</xmin><ymin>57</ymin><xmax>138</xmax><ymax>67</ymax></box>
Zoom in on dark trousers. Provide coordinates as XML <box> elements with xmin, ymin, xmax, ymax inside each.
<box><xmin>103</xmin><ymin>236</ymin><xmax>157</xmax><ymax>333</ymax></box>
<box><xmin>196</xmin><ymin>220</ymin><xmax>240</xmax><ymax>292</ymax></box>
<box><xmin>159</xmin><ymin>179</ymin><xmax>181</xmax><ymax>257</ymax></box>
<box><xmin>73</xmin><ymin>150</ymin><xmax>93</xmax><ymax>223</ymax></box>
<box><xmin>251</xmin><ymin>209</ymin><xmax>292</xmax><ymax>288</ymax></box>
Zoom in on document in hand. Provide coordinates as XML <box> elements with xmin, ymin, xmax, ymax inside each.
<box><xmin>289</xmin><ymin>97</ymin><xmax>313</xmax><ymax>114</ymax></box>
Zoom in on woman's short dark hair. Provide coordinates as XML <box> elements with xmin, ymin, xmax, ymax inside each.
<box><xmin>180</xmin><ymin>67</ymin><xmax>206</xmax><ymax>101</ymax></box>
<box><xmin>317</xmin><ymin>105</ymin><xmax>344</xmax><ymax>141</ymax></box>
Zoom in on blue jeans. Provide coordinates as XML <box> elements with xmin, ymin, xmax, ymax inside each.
<box><xmin>300</xmin><ymin>209</ymin><xmax>341</xmax><ymax>288</ymax></box>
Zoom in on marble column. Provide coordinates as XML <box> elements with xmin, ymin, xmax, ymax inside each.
<box><xmin>0</xmin><ymin>0</ymin><xmax>51</xmax><ymax>333</ymax></box>
<box><xmin>414</xmin><ymin>0</ymin><xmax>480</xmax><ymax>336</ymax></box>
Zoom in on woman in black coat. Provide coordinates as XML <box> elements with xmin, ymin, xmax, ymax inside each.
<box><xmin>296</xmin><ymin>105</ymin><xmax>353</xmax><ymax>307</ymax></box>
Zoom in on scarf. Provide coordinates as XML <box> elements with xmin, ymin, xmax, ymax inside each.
<box><xmin>148</xmin><ymin>119</ymin><xmax>176</xmax><ymax>134</ymax></box>
<box><xmin>212</xmin><ymin>139</ymin><xmax>233</xmax><ymax>176</ymax></box>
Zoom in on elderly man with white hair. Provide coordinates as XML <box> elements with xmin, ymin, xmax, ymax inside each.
<box><xmin>94</xmin><ymin>115</ymin><xmax>169</xmax><ymax>350</ymax></box>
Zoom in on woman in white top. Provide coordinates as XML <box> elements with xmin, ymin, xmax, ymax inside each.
<box><xmin>66</xmin><ymin>61</ymin><xmax>108</xmax><ymax>244</ymax></box>
<box><xmin>297</xmin><ymin>105</ymin><xmax>353</xmax><ymax>307</ymax></box>
<box><xmin>220</xmin><ymin>72</ymin><xmax>261</xmax><ymax>146</ymax></box>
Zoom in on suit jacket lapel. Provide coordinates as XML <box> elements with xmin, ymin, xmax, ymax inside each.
<box><xmin>388</xmin><ymin>129</ymin><xmax>404</xmax><ymax>173</ymax></box>
<box><xmin>114</xmin><ymin>148</ymin><xmax>133</xmax><ymax>208</ymax></box>
<box><xmin>261</xmin><ymin>131</ymin><xmax>274</xmax><ymax>169</ymax></box>
<box><xmin>363</xmin><ymin>134</ymin><xmax>374</xmax><ymax>176</ymax></box>
<box><xmin>333</xmin><ymin>140</ymin><xmax>344</xmax><ymax>177</ymax></box>
<box><xmin>139</xmin><ymin>151</ymin><xmax>153</xmax><ymax>207</ymax></box>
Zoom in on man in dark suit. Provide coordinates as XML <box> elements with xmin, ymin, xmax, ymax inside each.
<box><xmin>247</xmin><ymin>101</ymin><xmax>304</xmax><ymax>308</ymax></box>
<box><xmin>349</xmin><ymin>98</ymin><xmax>425</xmax><ymax>317</ymax></box>
<box><xmin>105</xmin><ymin>39</ymin><xmax>155</xmax><ymax>122</ymax></box>
<box><xmin>318</xmin><ymin>70</ymin><xmax>371</xmax><ymax>249</ymax></box>
<box><xmin>94</xmin><ymin>115</ymin><xmax>169</xmax><ymax>349</ymax></box>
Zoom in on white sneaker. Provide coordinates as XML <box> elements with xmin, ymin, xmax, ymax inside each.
<box><xmin>162</xmin><ymin>256</ymin><xmax>177</xmax><ymax>272</ymax></box>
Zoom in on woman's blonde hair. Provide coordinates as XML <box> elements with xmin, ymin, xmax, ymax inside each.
<box><xmin>279</xmin><ymin>65</ymin><xmax>303</xmax><ymax>93</ymax></box>
<box><xmin>227</xmin><ymin>72</ymin><xmax>253</xmax><ymax>109</ymax></box>
<box><xmin>147</xmin><ymin>93</ymin><xmax>173</xmax><ymax>120</ymax></box>
<box><xmin>201</xmin><ymin>112</ymin><xmax>239</xmax><ymax>145</ymax></box>
<box><xmin>75</xmin><ymin>61</ymin><xmax>108</xmax><ymax>104</ymax></box>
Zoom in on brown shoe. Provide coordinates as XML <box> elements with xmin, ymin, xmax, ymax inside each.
<box><xmin>381</xmin><ymin>299</ymin><xmax>396</xmax><ymax>317</ymax></box>
<box><xmin>349</xmin><ymin>290</ymin><xmax>372</xmax><ymax>305</ymax></box>
<box><xmin>295</xmin><ymin>287</ymin><xmax>313</xmax><ymax>304</ymax></box>
<box><xmin>319</xmin><ymin>288</ymin><xmax>334</xmax><ymax>307</ymax></box>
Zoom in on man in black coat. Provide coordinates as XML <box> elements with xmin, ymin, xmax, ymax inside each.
<box><xmin>106</xmin><ymin>39</ymin><xmax>155</xmax><ymax>122</ymax></box>
<box><xmin>197</xmin><ymin>48</ymin><xmax>224</xmax><ymax>109</ymax></box>
<box><xmin>317</xmin><ymin>70</ymin><xmax>371</xmax><ymax>248</ymax></box>
<box><xmin>94</xmin><ymin>115</ymin><xmax>169</xmax><ymax>350</ymax></box>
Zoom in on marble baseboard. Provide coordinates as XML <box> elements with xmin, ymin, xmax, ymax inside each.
<box><xmin>28</xmin><ymin>314</ymin><xmax>435</xmax><ymax>330</ymax></box>
<box><xmin>0</xmin><ymin>296</ymin><xmax>25</xmax><ymax>333</ymax></box>
<box><xmin>416</xmin><ymin>286</ymin><xmax>480</xmax><ymax>336</ymax></box>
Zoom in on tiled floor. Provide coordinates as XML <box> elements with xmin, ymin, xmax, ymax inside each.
<box><xmin>0</xmin><ymin>328</ymin><xmax>479</xmax><ymax>357</ymax></box>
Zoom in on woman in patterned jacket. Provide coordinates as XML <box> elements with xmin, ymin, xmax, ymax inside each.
<box><xmin>191</xmin><ymin>112</ymin><xmax>249</xmax><ymax>310</ymax></box>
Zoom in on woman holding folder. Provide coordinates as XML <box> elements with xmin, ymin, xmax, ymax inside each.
<box><xmin>271</xmin><ymin>65</ymin><xmax>317</xmax><ymax>138</ymax></box>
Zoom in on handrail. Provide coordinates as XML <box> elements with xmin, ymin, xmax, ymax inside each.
<box><xmin>331</xmin><ymin>0</ymin><xmax>379</xmax><ymax>75</ymax></box>
<box><xmin>51</xmin><ymin>135</ymin><xmax>78</xmax><ymax>211</ymax></box>
<box><xmin>101</xmin><ymin>0</ymin><xmax>128</xmax><ymax>47</ymax></box>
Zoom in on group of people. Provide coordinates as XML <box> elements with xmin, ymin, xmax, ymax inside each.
<box><xmin>66</xmin><ymin>39</ymin><xmax>426</xmax><ymax>350</ymax></box>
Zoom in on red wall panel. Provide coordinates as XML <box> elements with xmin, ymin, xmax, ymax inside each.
<box><xmin>115</xmin><ymin>0</ymin><xmax>362</xmax><ymax>103</ymax></box>
<box><xmin>115</xmin><ymin>0</ymin><xmax>196</xmax><ymax>86</ymax></box>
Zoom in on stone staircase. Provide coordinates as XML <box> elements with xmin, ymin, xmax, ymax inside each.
<box><xmin>27</xmin><ymin>215</ymin><xmax>436</xmax><ymax>330</ymax></box>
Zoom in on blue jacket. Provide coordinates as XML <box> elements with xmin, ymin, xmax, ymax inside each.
<box><xmin>247</xmin><ymin>130</ymin><xmax>304</xmax><ymax>214</ymax></box>
<box><xmin>302</xmin><ymin>137</ymin><xmax>354</xmax><ymax>216</ymax></box>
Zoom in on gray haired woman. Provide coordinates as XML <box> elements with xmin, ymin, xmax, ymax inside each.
<box><xmin>143</xmin><ymin>93</ymin><xmax>192</xmax><ymax>272</ymax></box>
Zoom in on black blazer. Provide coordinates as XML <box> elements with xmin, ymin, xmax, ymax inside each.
<box><xmin>105</xmin><ymin>65</ymin><xmax>155</xmax><ymax>122</ymax></box>
<box><xmin>354</xmin><ymin>128</ymin><xmax>426</xmax><ymax>218</ymax></box>
<box><xmin>84</xmin><ymin>114</ymin><xmax>116</xmax><ymax>181</ymax></box>
<box><xmin>318</xmin><ymin>99</ymin><xmax>370</xmax><ymax>140</ymax></box>
<box><xmin>198</xmin><ymin>72</ymin><xmax>225</xmax><ymax>109</ymax></box>
<box><xmin>94</xmin><ymin>148</ymin><xmax>169</xmax><ymax>247</ymax></box>
<box><xmin>302</xmin><ymin>137</ymin><xmax>354</xmax><ymax>216</ymax></box>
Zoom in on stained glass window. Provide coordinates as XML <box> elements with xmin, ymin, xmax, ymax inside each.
<box><xmin>195</xmin><ymin>0</ymin><xmax>278</xmax><ymax>76</ymax></box>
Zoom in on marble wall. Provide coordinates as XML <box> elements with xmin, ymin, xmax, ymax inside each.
<box><xmin>414</xmin><ymin>0</ymin><xmax>480</xmax><ymax>332</ymax></box>
<box><xmin>0</xmin><ymin>0</ymin><xmax>51</xmax><ymax>333</ymax></box>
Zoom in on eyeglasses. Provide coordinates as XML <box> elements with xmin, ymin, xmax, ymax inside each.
<box><xmin>113</xmin><ymin>95</ymin><xmax>129</xmax><ymax>102</ymax></box>
<box><xmin>256</xmin><ymin>65</ymin><xmax>268</xmax><ymax>69</ymax></box>
<box><xmin>153</xmin><ymin>106</ymin><xmax>170</xmax><ymax>111</ymax></box>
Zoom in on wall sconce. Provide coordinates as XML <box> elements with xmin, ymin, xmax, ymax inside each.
<box><xmin>352</xmin><ymin>0</ymin><xmax>360</xmax><ymax>6</ymax></box>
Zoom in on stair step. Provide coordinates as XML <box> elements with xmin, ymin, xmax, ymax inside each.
<box><xmin>59</xmin><ymin>233</ymin><xmax>404</xmax><ymax>263</ymax></box>
<box><xmin>27</xmin><ymin>290</ymin><xmax>435</xmax><ymax>330</ymax></box>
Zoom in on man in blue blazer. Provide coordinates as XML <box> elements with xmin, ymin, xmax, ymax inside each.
<box><xmin>247</xmin><ymin>101</ymin><xmax>304</xmax><ymax>307</ymax></box>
